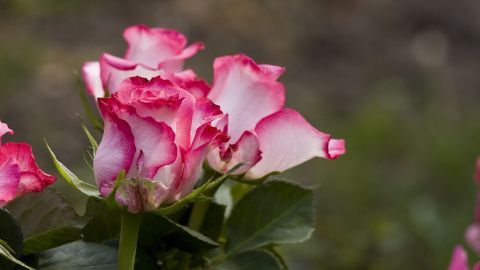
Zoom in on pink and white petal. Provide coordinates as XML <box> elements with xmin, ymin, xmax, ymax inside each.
<box><xmin>258</xmin><ymin>64</ymin><xmax>285</xmax><ymax>80</ymax></box>
<box><xmin>0</xmin><ymin>121</ymin><xmax>13</xmax><ymax>136</ymax></box>
<box><xmin>207</xmin><ymin>131</ymin><xmax>261</xmax><ymax>175</ymax></box>
<box><xmin>190</xmin><ymin>122</ymin><xmax>228</xmax><ymax>152</ymax></box>
<box><xmin>100</xmin><ymin>53</ymin><xmax>164</xmax><ymax>94</ymax></box>
<box><xmin>123</xmin><ymin>25</ymin><xmax>190</xmax><ymax>69</ymax></box>
<box><xmin>169</xmin><ymin>69</ymin><xmax>211</xmax><ymax>98</ymax></box>
<box><xmin>82</xmin><ymin>61</ymin><xmax>105</xmax><ymax>98</ymax></box>
<box><xmin>0</xmin><ymin>142</ymin><xmax>56</xmax><ymax>193</ymax></box>
<box><xmin>474</xmin><ymin>262</ymin><xmax>480</xmax><ymax>270</ymax></box>
<box><xmin>158</xmin><ymin>42</ymin><xmax>205</xmax><ymax>73</ymax></box>
<box><xmin>171</xmin><ymin>149</ymin><xmax>203</xmax><ymax>201</ymax></box>
<box><xmin>0</xmin><ymin>121</ymin><xmax>13</xmax><ymax>144</ymax></box>
<box><xmin>208</xmin><ymin>54</ymin><xmax>285</xmax><ymax>142</ymax></box>
<box><xmin>247</xmin><ymin>109</ymin><xmax>346</xmax><ymax>179</ymax></box>
<box><xmin>94</xmin><ymin>99</ymin><xmax>136</xmax><ymax>196</ymax></box>
<box><xmin>153</xmin><ymin>148</ymin><xmax>183</xmax><ymax>189</ymax></box>
<box><xmin>190</xmin><ymin>98</ymin><xmax>223</xmax><ymax>145</ymax></box>
<box><xmin>0</xmin><ymin>158</ymin><xmax>19</xmax><ymax>207</ymax></box>
<box><xmin>171</xmin><ymin>123</ymin><xmax>228</xmax><ymax>201</ymax></box>
<box><xmin>115</xmin><ymin>76</ymin><xmax>195</xmax><ymax>150</ymax></box>
<box><xmin>448</xmin><ymin>246</ymin><xmax>469</xmax><ymax>270</ymax></box>
<box><xmin>117</xmin><ymin>107</ymin><xmax>177</xmax><ymax>180</ymax></box>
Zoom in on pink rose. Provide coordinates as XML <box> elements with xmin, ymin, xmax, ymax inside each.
<box><xmin>93</xmin><ymin>76</ymin><xmax>228</xmax><ymax>213</ymax></box>
<box><xmin>448</xmin><ymin>245</ymin><xmax>480</xmax><ymax>270</ymax></box>
<box><xmin>0</xmin><ymin>121</ymin><xmax>56</xmax><ymax>207</ymax></box>
<box><xmin>82</xmin><ymin>25</ymin><xmax>205</xmax><ymax>98</ymax></box>
<box><xmin>205</xmin><ymin>54</ymin><xmax>346</xmax><ymax>179</ymax></box>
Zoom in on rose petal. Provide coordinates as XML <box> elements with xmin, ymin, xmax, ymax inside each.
<box><xmin>171</xmin><ymin>123</ymin><xmax>227</xmax><ymax>200</ymax></box>
<box><xmin>115</xmin><ymin>76</ymin><xmax>196</xmax><ymax>150</ymax></box>
<box><xmin>123</xmin><ymin>25</ymin><xmax>203</xmax><ymax>72</ymax></box>
<box><xmin>207</xmin><ymin>131</ymin><xmax>261</xmax><ymax>175</ymax></box>
<box><xmin>100</xmin><ymin>53</ymin><xmax>164</xmax><ymax>94</ymax></box>
<box><xmin>0</xmin><ymin>158</ymin><xmax>19</xmax><ymax>207</ymax></box>
<box><xmin>82</xmin><ymin>61</ymin><xmax>105</xmax><ymax>98</ymax></box>
<box><xmin>169</xmin><ymin>69</ymin><xmax>211</xmax><ymax>98</ymax></box>
<box><xmin>247</xmin><ymin>109</ymin><xmax>345</xmax><ymax>179</ymax></box>
<box><xmin>0</xmin><ymin>142</ymin><xmax>55</xmax><ymax>195</ymax></box>
<box><xmin>158</xmin><ymin>42</ymin><xmax>204</xmax><ymax>72</ymax></box>
<box><xmin>94</xmin><ymin>99</ymin><xmax>136</xmax><ymax>196</ymax></box>
<box><xmin>116</xmin><ymin>106</ymin><xmax>178</xmax><ymax>180</ymax></box>
<box><xmin>0</xmin><ymin>120</ymin><xmax>13</xmax><ymax>144</ymax></box>
<box><xmin>208</xmin><ymin>54</ymin><xmax>285</xmax><ymax>143</ymax></box>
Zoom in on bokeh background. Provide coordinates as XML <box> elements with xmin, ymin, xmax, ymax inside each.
<box><xmin>1</xmin><ymin>0</ymin><xmax>480</xmax><ymax>269</ymax></box>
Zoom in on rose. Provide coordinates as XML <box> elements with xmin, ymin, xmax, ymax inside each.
<box><xmin>0</xmin><ymin>121</ymin><xmax>56</xmax><ymax>207</ymax></box>
<box><xmin>448</xmin><ymin>245</ymin><xmax>480</xmax><ymax>270</ymax></box>
<box><xmin>205</xmin><ymin>54</ymin><xmax>346</xmax><ymax>179</ymax></box>
<box><xmin>82</xmin><ymin>25</ymin><xmax>205</xmax><ymax>99</ymax></box>
<box><xmin>93</xmin><ymin>76</ymin><xmax>227</xmax><ymax>213</ymax></box>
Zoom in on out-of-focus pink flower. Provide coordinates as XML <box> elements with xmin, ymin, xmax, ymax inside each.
<box><xmin>448</xmin><ymin>245</ymin><xmax>480</xmax><ymax>270</ymax></box>
<box><xmin>82</xmin><ymin>25</ymin><xmax>205</xmax><ymax>99</ymax></box>
<box><xmin>93</xmin><ymin>76</ymin><xmax>228</xmax><ymax>213</ymax></box>
<box><xmin>466</xmin><ymin>224</ymin><xmax>480</xmax><ymax>255</ymax></box>
<box><xmin>206</xmin><ymin>54</ymin><xmax>346</xmax><ymax>179</ymax></box>
<box><xmin>0</xmin><ymin>121</ymin><xmax>56</xmax><ymax>207</ymax></box>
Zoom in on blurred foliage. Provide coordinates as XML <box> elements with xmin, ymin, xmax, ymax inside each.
<box><xmin>1</xmin><ymin>0</ymin><xmax>480</xmax><ymax>269</ymax></box>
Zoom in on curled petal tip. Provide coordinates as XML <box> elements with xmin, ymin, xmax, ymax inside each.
<box><xmin>327</xmin><ymin>138</ymin><xmax>346</xmax><ymax>160</ymax></box>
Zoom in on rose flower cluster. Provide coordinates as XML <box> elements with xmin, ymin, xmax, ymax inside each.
<box><xmin>80</xmin><ymin>25</ymin><xmax>345</xmax><ymax>213</ymax></box>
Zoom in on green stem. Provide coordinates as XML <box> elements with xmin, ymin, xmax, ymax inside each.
<box><xmin>180</xmin><ymin>192</ymin><xmax>214</xmax><ymax>270</ymax></box>
<box><xmin>118</xmin><ymin>212</ymin><xmax>143</xmax><ymax>270</ymax></box>
<box><xmin>187</xmin><ymin>200</ymin><xmax>211</xmax><ymax>230</ymax></box>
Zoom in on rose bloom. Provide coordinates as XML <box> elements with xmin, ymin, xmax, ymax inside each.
<box><xmin>93</xmin><ymin>76</ymin><xmax>227</xmax><ymax>213</ymax></box>
<box><xmin>206</xmin><ymin>54</ymin><xmax>346</xmax><ymax>179</ymax></box>
<box><xmin>0</xmin><ymin>121</ymin><xmax>55</xmax><ymax>207</ymax></box>
<box><xmin>82</xmin><ymin>25</ymin><xmax>206</xmax><ymax>99</ymax></box>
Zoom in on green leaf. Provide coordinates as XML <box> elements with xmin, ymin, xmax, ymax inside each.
<box><xmin>74</xmin><ymin>70</ymin><xmax>104</xmax><ymax>132</ymax></box>
<box><xmin>0</xmin><ymin>240</ymin><xmax>35</xmax><ymax>270</ymax></box>
<box><xmin>225</xmin><ymin>180</ymin><xmax>315</xmax><ymax>255</ymax></box>
<box><xmin>267</xmin><ymin>247</ymin><xmax>289</xmax><ymax>270</ymax></box>
<box><xmin>0</xmin><ymin>209</ymin><xmax>26</xmax><ymax>269</ymax></box>
<box><xmin>6</xmin><ymin>189</ymin><xmax>89</xmax><ymax>254</ymax></box>
<box><xmin>44</xmin><ymin>140</ymin><xmax>101</xmax><ymax>198</ymax></box>
<box><xmin>38</xmin><ymin>241</ymin><xmax>117</xmax><ymax>270</ymax></box>
<box><xmin>139</xmin><ymin>214</ymin><xmax>218</xmax><ymax>252</ymax></box>
<box><xmin>82</xmin><ymin>198</ymin><xmax>120</xmax><ymax>242</ymax></box>
<box><xmin>78</xmin><ymin>116</ymin><xmax>99</xmax><ymax>152</ymax></box>
<box><xmin>217</xmin><ymin>250</ymin><xmax>282</xmax><ymax>270</ymax></box>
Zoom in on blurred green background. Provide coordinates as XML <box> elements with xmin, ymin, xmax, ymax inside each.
<box><xmin>1</xmin><ymin>0</ymin><xmax>480</xmax><ymax>269</ymax></box>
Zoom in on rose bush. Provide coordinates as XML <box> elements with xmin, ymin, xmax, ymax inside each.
<box><xmin>0</xmin><ymin>24</ymin><xmax>347</xmax><ymax>270</ymax></box>
<box><xmin>0</xmin><ymin>121</ymin><xmax>55</xmax><ymax>207</ymax></box>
